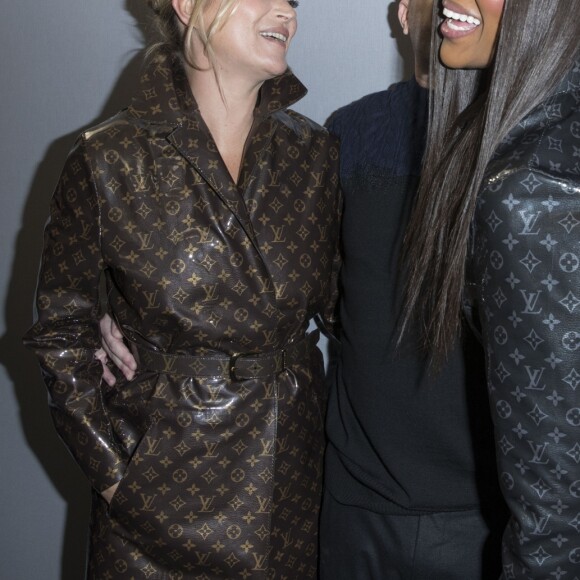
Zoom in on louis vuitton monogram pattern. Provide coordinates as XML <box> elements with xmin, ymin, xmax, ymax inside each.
<box><xmin>466</xmin><ymin>61</ymin><xmax>580</xmax><ymax>578</ymax></box>
<box><xmin>24</xmin><ymin>51</ymin><xmax>341</xmax><ymax>579</ymax></box>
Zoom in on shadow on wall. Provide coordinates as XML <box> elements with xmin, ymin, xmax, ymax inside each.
<box><xmin>0</xmin><ymin>2</ymin><xmax>151</xmax><ymax>578</ymax></box>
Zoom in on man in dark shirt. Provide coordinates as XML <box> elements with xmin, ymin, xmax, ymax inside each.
<box><xmin>318</xmin><ymin>1</ymin><xmax>507</xmax><ymax>578</ymax></box>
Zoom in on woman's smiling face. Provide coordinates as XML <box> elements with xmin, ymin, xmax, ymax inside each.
<box><xmin>439</xmin><ymin>0</ymin><xmax>505</xmax><ymax>69</ymax></box>
<box><xmin>206</xmin><ymin>0</ymin><xmax>298</xmax><ymax>82</ymax></box>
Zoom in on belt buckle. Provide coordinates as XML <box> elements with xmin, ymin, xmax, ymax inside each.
<box><xmin>229</xmin><ymin>349</ymin><xmax>287</xmax><ymax>380</ymax></box>
<box><xmin>229</xmin><ymin>352</ymin><xmax>244</xmax><ymax>381</ymax></box>
<box><xmin>229</xmin><ymin>351</ymin><xmax>261</xmax><ymax>380</ymax></box>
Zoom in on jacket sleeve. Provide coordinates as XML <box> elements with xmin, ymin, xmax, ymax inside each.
<box><xmin>23</xmin><ymin>138</ymin><xmax>126</xmax><ymax>493</ymax></box>
<box><xmin>477</xmin><ymin>165</ymin><xmax>580</xmax><ymax>577</ymax></box>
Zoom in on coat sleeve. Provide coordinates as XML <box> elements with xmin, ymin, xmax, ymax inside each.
<box><xmin>23</xmin><ymin>137</ymin><xmax>126</xmax><ymax>493</ymax></box>
<box><xmin>478</xmin><ymin>165</ymin><xmax>580</xmax><ymax>577</ymax></box>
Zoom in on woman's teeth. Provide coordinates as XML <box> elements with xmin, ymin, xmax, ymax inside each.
<box><xmin>443</xmin><ymin>7</ymin><xmax>481</xmax><ymax>26</ymax></box>
<box><xmin>260</xmin><ymin>32</ymin><xmax>288</xmax><ymax>43</ymax></box>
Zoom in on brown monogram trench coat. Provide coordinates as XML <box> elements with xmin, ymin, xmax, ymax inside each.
<box><xmin>24</xmin><ymin>52</ymin><xmax>341</xmax><ymax>580</ymax></box>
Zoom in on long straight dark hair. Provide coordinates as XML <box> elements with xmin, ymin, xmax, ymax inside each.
<box><xmin>402</xmin><ymin>0</ymin><xmax>580</xmax><ymax>361</ymax></box>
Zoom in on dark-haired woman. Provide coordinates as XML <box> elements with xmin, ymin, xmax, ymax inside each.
<box><xmin>404</xmin><ymin>0</ymin><xmax>580</xmax><ymax>576</ymax></box>
<box><xmin>23</xmin><ymin>1</ymin><xmax>341</xmax><ymax>578</ymax></box>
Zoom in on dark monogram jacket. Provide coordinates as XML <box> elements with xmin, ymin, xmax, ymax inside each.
<box><xmin>466</xmin><ymin>60</ymin><xmax>580</xmax><ymax>578</ymax></box>
<box><xmin>24</xmin><ymin>52</ymin><xmax>341</xmax><ymax>579</ymax></box>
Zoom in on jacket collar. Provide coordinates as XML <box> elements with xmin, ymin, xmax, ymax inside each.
<box><xmin>126</xmin><ymin>50</ymin><xmax>308</xmax><ymax>257</ymax></box>
<box><xmin>549</xmin><ymin>55</ymin><xmax>580</xmax><ymax>101</ymax></box>
<box><xmin>127</xmin><ymin>49</ymin><xmax>308</xmax><ymax>126</ymax></box>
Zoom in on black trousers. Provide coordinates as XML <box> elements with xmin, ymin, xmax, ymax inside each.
<box><xmin>319</xmin><ymin>488</ymin><xmax>505</xmax><ymax>580</ymax></box>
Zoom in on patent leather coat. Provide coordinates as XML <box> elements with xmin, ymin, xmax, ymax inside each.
<box><xmin>24</xmin><ymin>52</ymin><xmax>341</xmax><ymax>579</ymax></box>
<box><xmin>465</xmin><ymin>60</ymin><xmax>580</xmax><ymax>578</ymax></box>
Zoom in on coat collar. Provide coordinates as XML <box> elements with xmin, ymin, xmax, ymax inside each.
<box><xmin>126</xmin><ymin>50</ymin><xmax>308</xmax><ymax>257</ymax></box>
<box><xmin>555</xmin><ymin>55</ymin><xmax>580</xmax><ymax>95</ymax></box>
<box><xmin>127</xmin><ymin>49</ymin><xmax>308</xmax><ymax>126</ymax></box>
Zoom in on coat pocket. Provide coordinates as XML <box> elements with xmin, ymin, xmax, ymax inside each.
<box><xmin>106</xmin><ymin>417</ymin><xmax>159</xmax><ymax>523</ymax></box>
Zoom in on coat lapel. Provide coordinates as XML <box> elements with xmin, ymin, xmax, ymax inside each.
<box><xmin>167</xmin><ymin>118</ymin><xmax>259</xmax><ymax>247</ymax></box>
<box><xmin>127</xmin><ymin>50</ymin><xmax>308</xmax><ymax>259</ymax></box>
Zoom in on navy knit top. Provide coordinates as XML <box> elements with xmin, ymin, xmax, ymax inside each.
<box><xmin>325</xmin><ymin>78</ymin><xmax>502</xmax><ymax>513</ymax></box>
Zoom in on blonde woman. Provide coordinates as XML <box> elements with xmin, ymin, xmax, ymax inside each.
<box><xmin>24</xmin><ymin>1</ymin><xmax>341</xmax><ymax>578</ymax></box>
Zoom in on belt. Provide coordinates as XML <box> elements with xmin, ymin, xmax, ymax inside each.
<box><xmin>130</xmin><ymin>330</ymin><xmax>319</xmax><ymax>380</ymax></box>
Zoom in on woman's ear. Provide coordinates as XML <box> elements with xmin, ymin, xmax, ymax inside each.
<box><xmin>398</xmin><ymin>0</ymin><xmax>410</xmax><ymax>36</ymax></box>
<box><xmin>172</xmin><ymin>0</ymin><xmax>193</xmax><ymax>27</ymax></box>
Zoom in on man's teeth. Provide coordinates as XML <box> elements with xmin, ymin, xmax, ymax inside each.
<box><xmin>443</xmin><ymin>7</ymin><xmax>481</xmax><ymax>26</ymax></box>
<box><xmin>260</xmin><ymin>32</ymin><xmax>288</xmax><ymax>42</ymax></box>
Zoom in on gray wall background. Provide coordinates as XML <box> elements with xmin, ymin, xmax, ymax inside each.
<box><xmin>0</xmin><ymin>1</ymin><xmax>411</xmax><ymax>578</ymax></box>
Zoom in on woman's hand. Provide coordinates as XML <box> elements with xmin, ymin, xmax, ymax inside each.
<box><xmin>97</xmin><ymin>313</ymin><xmax>137</xmax><ymax>385</ymax></box>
